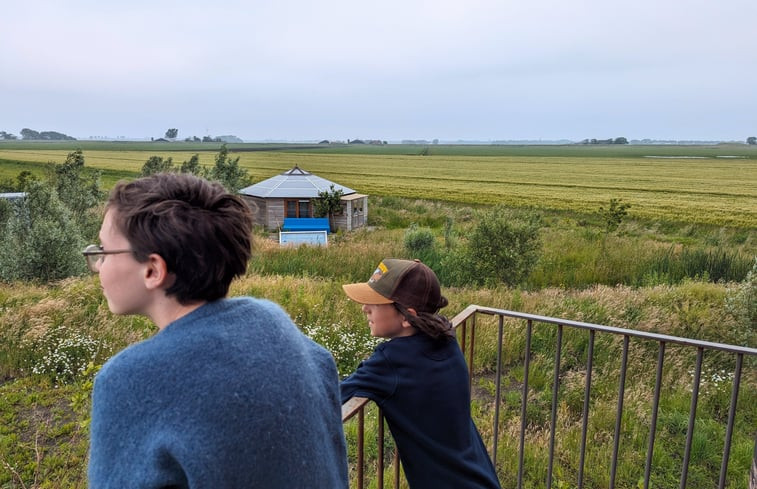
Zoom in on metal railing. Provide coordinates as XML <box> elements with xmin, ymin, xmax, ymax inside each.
<box><xmin>341</xmin><ymin>304</ymin><xmax>757</xmax><ymax>489</ymax></box>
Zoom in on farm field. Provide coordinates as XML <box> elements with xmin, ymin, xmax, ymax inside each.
<box><xmin>0</xmin><ymin>141</ymin><xmax>755</xmax><ymax>488</ymax></box>
<box><xmin>1</xmin><ymin>143</ymin><xmax>756</xmax><ymax>227</ymax></box>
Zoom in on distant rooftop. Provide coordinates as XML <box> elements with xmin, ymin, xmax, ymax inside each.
<box><xmin>238</xmin><ymin>166</ymin><xmax>356</xmax><ymax>198</ymax></box>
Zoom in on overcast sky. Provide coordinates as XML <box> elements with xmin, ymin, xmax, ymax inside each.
<box><xmin>1</xmin><ymin>0</ymin><xmax>755</xmax><ymax>142</ymax></box>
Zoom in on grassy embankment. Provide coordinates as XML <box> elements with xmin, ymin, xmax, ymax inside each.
<box><xmin>0</xmin><ymin>143</ymin><xmax>755</xmax><ymax>488</ymax></box>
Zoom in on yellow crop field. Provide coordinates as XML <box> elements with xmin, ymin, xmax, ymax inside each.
<box><xmin>1</xmin><ymin>148</ymin><xmax>755</xmax><ymax>227</ymax></box>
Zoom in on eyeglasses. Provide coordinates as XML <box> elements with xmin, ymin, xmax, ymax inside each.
<box><xmin>82</xmin><ymin>244</ymin><xmax>133</xmax><ymax>273</ymax></box>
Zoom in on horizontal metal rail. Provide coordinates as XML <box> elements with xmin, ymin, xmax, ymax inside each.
<box><xmin>342</xmin><ymin>304</ymin><xmax>757</xmax><ymax>489</ymax></box>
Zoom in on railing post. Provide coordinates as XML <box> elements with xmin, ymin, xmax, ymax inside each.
<box><xmin>719</xmin><ymin>353</ymin><xmax>743</xmax><ymax>489</ymax></box>
<box><xmin>609</xmin><ymin>335</ymin><xmax>629</xmax><ymax>489</ymax></box>
<box><xmin>377</xmin><ymin>408</ymin><xmax>384</xmax><ymax>489</ymax></box>
<box><xmin>577</xmin><ymin>329</ymin><xmax>595</xmax><ymax>489</ymax></box>
<box><xmin>547</xmin><ymin>324</ymin><xmax>563</xmax><ymax>489</ymax></box>
<box><xmin>517</xmin><ymin>319</ymin><xmax>533</xmax><ymax>489</ymax></box>
<box><xmin>468</xmin><ymin>313</ymin><xmax>476</xmax><ymax>394</ymax></box>
<box><xmin>357</xmin><ymin>407</ymin><xmax>365</xmax><ymax>489</ymax></box>
<box><xmin>393</xmin><ymin>449</ymin><xmax>400</xmax><ymax>488</ymax></box>
<box><xmin>492</xmin><ymin>315</ymin><xmax>504</xmax><ymax>465</ymax></box>
<box><xmin>680</xmin><ymin>347</ymin><xmax>703</xmax><ymax>488</ymax></box>
<box><xmin>644</xmin><ymin>341</ymin><xmax>666</xmax><ymax>489</ymax></box>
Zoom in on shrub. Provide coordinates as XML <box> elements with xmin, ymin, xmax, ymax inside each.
<box><xmin>140</xmin><ymin>155</ymin><xmax>174</xmax><ymax>176</ymax></box>
<box><xmin>403</xmin><ymin>225</ymin><xmax>439</xmax><ymax>264</ymax></box>
<box><xmin>445</xmin><ymin>205</ymin><xmax>542</xmax><ymax>287</ymax></box>
<box><xmin>0</xmin><ymin>181</ymin><xmax>86</xmax><ymax>282</ymax></box>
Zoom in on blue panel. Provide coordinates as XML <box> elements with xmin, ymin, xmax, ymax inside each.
<box><xmin>282</xmin><ymin>217</ymin><xmax>331</xmax><ymax>231</ymax></box>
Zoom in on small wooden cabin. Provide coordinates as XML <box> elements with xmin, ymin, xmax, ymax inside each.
<box><xmin>238</xmin><ymin>166</ymin><xmax>368</xmax><ymax>231</ymax></box>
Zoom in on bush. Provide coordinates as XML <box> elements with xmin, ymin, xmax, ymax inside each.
<box><xmin>444</xmin><ymin>205</ymin><xmax>542</xmax><ymax>287</ymax></box>
<box><xmin>0</xmin><ymin>181</ymin><xmax>86</xmax><ymax>282</ymax></box>
<box><xmin>140</xmin><ymin>155</ymin><xmax>174</xmax><ymax>176</ymax></box>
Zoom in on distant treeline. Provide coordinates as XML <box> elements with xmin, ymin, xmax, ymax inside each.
<box><xmin>580</xmin><ymin>137</ymin><xmax>628</xmax><ymax>145</ymax></box>
<box><xmin>0</xmin><ymin>128</ymin><xmax>76</xmax><ymax>141</ymax></box>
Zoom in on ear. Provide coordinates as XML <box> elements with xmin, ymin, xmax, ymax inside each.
<box><xmin>401</xmin><ymin>307</ymin><xmax>418</xmax><ymax>328</ymax></box>
<box><xmin>142</xmin><ymin>253</ymin><xmax>172</xmax><ymax>291</ymax></box>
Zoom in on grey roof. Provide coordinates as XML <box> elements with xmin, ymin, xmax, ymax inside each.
<box><xmin>238</xmin><ymin>166</ymin><xmax>356</xmax><ymax>198</ymax></box>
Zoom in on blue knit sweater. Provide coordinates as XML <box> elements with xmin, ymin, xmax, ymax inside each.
<box><xmin>341</xmin><ymin>333</ymin><xmax>501</xmax><ymax>489</ymax></box>
<box><xmin>88</xmin><ymin>297</ymin><xmax>348</xmax><ymax>489</ymax></box>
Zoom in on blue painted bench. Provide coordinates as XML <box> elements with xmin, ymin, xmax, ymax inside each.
<box><xmin>282</xmin><ymin>217</ymin><xmax>330</xmax><ymax>232</ymax></box>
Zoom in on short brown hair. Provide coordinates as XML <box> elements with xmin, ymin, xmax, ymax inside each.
<box><xmin>106</xmin><ymin>173</ymin><xmax>253</xmax><ymax>304</ymax></box>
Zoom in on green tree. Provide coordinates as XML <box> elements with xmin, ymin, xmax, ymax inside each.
<box><xmin>613</xmin><ymin>137</ymin><xmax>629</xmax><ymax>144</ymax></box>
<box><xmin>0</xmin><ymin>131</ymin><xmax>17</xmax><ymax>140</ymax></box>
<box><xmin>17</xmin><ymin>171</ymin><xmax>37</xmax><ymax>190</ymax></box>
<box><xmin>0</xmin><ymin>181</ymin><xmax>85</xmax><ymax>281</ymax></box>
<box><xmin>140</xmin><ymin>156</ymin><xmax>175</xmax><ymax>176</ymax></box>
<box><xmin>53</xmin><ymin>150</ymin><xmax>104</xmax><ymax>239</ymax></box>
<box><xmin>444</xmin><ymin>206</ymin><xmax>542</xmax><ymax>287</ymax></box>
<box><xmin>165</xmin><ymin>128</ymin><xmax>178</xmax><ymax>139</ymax></box>
<box><xmin>747</xmin><ymin>136</ymin><xmax>756</xmax><ymax>145</ymax></box>
<box><xmin>180</xmin><ymin>154</ymin><xmax>207</xmax><ymax>177</ymax></box>
<box><xmin>209</xmin><ymin>144</ymin><xmax>248</xmax><ymax>192</ymax></box>
<box><xmin>20</xmin><ymin>128</ymin><xmax>41</xmax><ymax>140</ymax></box>
<box><xmin>313</xmin><ymin>184</ymin><xmax>344</xmax><ymax>232</ymax></box>
<box><xmin>599</xmin><ymin>198</ymin><xmax>631</xmax><ymax>236</ymax></box>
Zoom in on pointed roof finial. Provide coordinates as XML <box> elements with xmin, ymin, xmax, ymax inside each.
<box><xmin>282</xmin><ymin>165</ymin><xmax>311</xmax><ymax>176</ymax></box>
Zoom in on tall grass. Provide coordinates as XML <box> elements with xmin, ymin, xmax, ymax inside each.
<box><xmin>1</xmin><ymin>270</ymin><xmax>754</xmax><ymax>488</ymax></box>
<box><xmin>0</xmin><ymin>194</ymin><xmax>754</xmax><ymax>487</ymax></box>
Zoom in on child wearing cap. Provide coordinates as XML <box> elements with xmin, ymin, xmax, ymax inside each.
<box><xmin>341</xmin><ymin>258</ymin><xmax>502</xmax><ymax>489</ymax></box>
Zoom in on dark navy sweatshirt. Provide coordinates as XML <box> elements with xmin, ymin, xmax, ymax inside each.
<box><xmin>341</xmin><ymin>333</ymin><xmax>501</xmax><ymax>489</ymax></box>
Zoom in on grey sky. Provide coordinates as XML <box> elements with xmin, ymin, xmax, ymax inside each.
<box><xmin>2</xmin><ymin>0</ymin><xmax>755</xmax><ymax>142</ymax></box>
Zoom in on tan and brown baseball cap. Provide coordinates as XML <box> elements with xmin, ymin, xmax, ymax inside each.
<box><xmin>342</xmin><ymin>258</ymin><xmax>446</xmax><ymax>313</ymax></box>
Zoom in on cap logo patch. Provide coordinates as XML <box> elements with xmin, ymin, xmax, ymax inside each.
<box><xmin>369</xmin><ymin>261</ymin><xmax>388</xmax><ymax>283</ymax></box>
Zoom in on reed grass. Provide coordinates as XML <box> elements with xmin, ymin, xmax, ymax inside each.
<box><xmin>1</xmin><ymin>270</ymin><xmax>754</xmax><ymax>488</ymax></box>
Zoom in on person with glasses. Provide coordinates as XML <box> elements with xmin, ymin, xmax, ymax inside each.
<box><xmin>84</xmin><ymin>173</ymin><xmax>348</xmax><ymax>489</ymax></box>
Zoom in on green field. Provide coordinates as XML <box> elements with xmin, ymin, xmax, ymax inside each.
<box><xmin>1</xmin><ymin>142</ymin><xmax>756</xmax><ymax>227</ymax></box>
<box><xmin>1</xmin><ymin>142</ymin><xmax>755</xmax><ymax>489</ymax></box>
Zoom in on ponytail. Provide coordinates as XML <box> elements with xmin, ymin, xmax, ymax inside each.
<box><xmin>394</xmin><ymin>303</ymin><xmax>454</xmax><ymax>341</ymax></box>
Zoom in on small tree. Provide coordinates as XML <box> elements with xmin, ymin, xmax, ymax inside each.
<box><xmin>599</xmin><ymin>198</ymin><xmax>631</xmax><ymax>236</ymax></box>
<box><xmin>53</xmin><ymin>149</ymin><xmax>103</xmax><ymax>239</ymax></box>
<box><xmin>165</xmin><ymin>128</ymin><xmax>178</xmax><ymax>140</ymax></box>
<box><xmin>747</xmin><ymin>136</ymin><xmax>756</xmax><ymax>145</ymax></box>
<box><xmin>313</xmin><ymin>184</ymin><xmax>344</xmax><ymax>232</ymax></box>
<box><xmin>180</xmin><ymin>154</ymin><xmax>208</xmax><ymax>177</ymax></box>
<box><xmin>209</xmin><ymin>144</ymin><xmax>248</xmax><ymax>192</ymax></box>
<box><xmin>140</xmin><ymin>156</ymin><xmax>174</xmax><ymax>176</ymax></box>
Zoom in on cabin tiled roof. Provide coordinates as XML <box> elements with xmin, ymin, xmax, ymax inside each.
<box><xmin>238</xmin><ymin>166</ymin><xmax>356</xmax><ymax>198</ymax></box>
